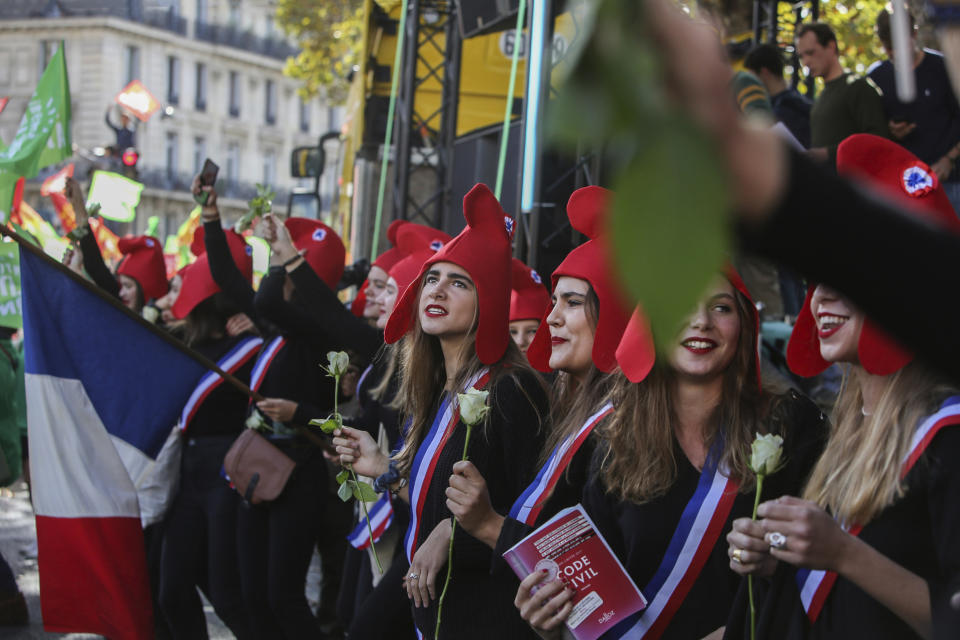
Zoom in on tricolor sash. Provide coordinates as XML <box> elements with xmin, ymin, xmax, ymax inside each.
<box><xmin>509</xmin><ymin>402</ymin><xmax>614</xmax><ymax>526</ymax></box>
<box><xmin>796</xmin><ymin>395</ymin><xmax>960</xmax><ymax>622</ymax></box>
<box><xmin>610</xmin><ymin>436</ymin><xmax>740</xmax><ymax>639</ymax></box>
<box><xmin>249</xmin><ymin>336</ymin><xmax>287</xmax><ymax>396</ymax></box>
<box><xmin>348</xmin><ymin>493</ymin><xmax>394</xmax><ymax>550</ymax></box>
<box><xmin>179</xmin><ymin>336</ymin><xmax>263</xmax><ymax>431</ymax></box>
<box><xmin>403</xmin><ymin>368</ymin><xmax>491</xmax><ymax>564</ymax></box>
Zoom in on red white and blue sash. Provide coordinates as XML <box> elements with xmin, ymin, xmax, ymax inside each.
<box><xmin>610</xmin><ymin>436</ymin><xmax>740</xmax><ymax>639</ymax></box>
<box><xmin>348</xmin><ymin>493</ymin><xmax>394</xmax><ymax>550</ymax></box>
<box><xmin>796</xmin><ymin>395</ymin><xmax>960</xmax><ymax>622</ymax></box>
<box><xmin>403</xmin><ymin>368</ymin><xmax>491</xmax><ymax>565</ymax></box>
<box><xmin>509</xmin><ymin>402</ymin><xmax>614</xmax><ymax>526</ymax></box>
<box><xmin>179</xmin><ymin>336</ymin><xmax>263</xmax><ymax>431</ymax></box>
<box><xmin>248</xmin><ymin>336</ymin><xmax>287</xmax><ymax>396</ymax></box>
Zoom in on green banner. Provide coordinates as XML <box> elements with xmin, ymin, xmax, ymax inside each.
<box><xmin>0</xmin><ymin>243</ymin><xmax>22</xmax><ymax>329</ymax></box>
<box><xmin>86</xmin><ymin>170</ymin><xmax>143</xmax><ymax>222</ymax></box>
<box><xmin>0</xmin><ymin>43</ymin><xmax>72</xmax><ymax>221</ymax></box>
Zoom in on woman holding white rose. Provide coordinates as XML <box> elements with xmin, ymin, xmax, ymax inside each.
<box><xmin>443</xmin><ymin>186</ymin><xmax>641</xmax><ymax>573</ymax></box>
<box><xmin>520</xmin><ymin>270</ymin><xmax>828</xmax><ymax>640</ymax></box>
<box><xmin>724</xmin><ymin>136</ymin><xmax>960</xmax><ymax>640</ymax></box>
<box><xmin>334</xmin><ymin>183</ymin><xmax>548</xmax><ymax>639</ymax></box>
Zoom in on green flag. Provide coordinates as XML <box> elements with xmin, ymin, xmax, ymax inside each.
<box><xmin>0</xmin><ymin>243</ymin><xmax>22</xmax><ymax>329</ymax></box>
<box><xmin>0</xmin><ymin>43</ymin><xmax>72</xmax><ymax>221</ymax></box>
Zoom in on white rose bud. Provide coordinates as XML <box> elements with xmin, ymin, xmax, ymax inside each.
<box><xmin>749</xmin><ymin>433</ymin><xmax>784</xmax><ymax>475</ymax></box>
<box><xmin>245</xmin><ymin>414</ymin><xmax>264</xmax><ymax>430</ymax></box>
<box><xmin>326</xmin><ymin>350</ymin><xmax>350</xmax><ymax>377</ymax></box>
<box><xmin>458</xmin><ymin>388</ymin><xmax>490</xmax><ymax>426</ymax></box>
<box><xmin>141</xmin><ymin>306</ymin><xmax>159</xmax><ymax>324</ymax></box>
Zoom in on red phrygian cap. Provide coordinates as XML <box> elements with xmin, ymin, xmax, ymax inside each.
<box><xmin>284</xmin><ymin>217</ymin><xmax>346</xmax><ymax>290</ymax></box>
<box><xmin>173</xmin><ymin>227</ymin><xmax>253</xmax><ymax>319</ymax></box>
<box><xmin>117</xmin><ymin>235</ymin><xmax>169</xmax><ymax>301</ymax></box>
<box><xmin>788</xmin><ymin>134</ymin><xmax>960</xmax><ymax>377</ymax></box>
<box><xmin>527</xmin><ymin>186</ymin><xmax>634</xmax><ymax>373</ymax></box>
<box><xmin>509</xmin><ymin>258</ymin><xmax>551</xmax><ymax>322</ymax></box>
<box><xmin>385</xmin><ymin>183</ymin><xmax>515</xmax><ymax>364</ymax></box>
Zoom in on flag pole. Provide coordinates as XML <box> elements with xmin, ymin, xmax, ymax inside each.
<box><xmin>0</xmin><ymin>224</ymin><xmax>263</xmax><ymax>402</ymax></box>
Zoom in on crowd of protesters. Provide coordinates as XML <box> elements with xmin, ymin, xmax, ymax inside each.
<box><xmin>2</xmin><ymin>3</ymin><xmax>960</xmax><ymax>639</ymax></box>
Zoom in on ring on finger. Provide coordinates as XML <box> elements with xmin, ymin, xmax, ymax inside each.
<box><xmin>768</xmin><ymin>531</ymin><xmax>787</xmax><ymax>550</ymax></box>
<box><xmin>732</xmin><ymin>548</ymin><xmax>743</xmax><ymax>564</ymax></box>
<box><xmin>408</xmin><ymin>572</ymin><xmax>420</xmax><ymax>580</ymax></box>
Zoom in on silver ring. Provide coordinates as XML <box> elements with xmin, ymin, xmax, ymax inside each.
<box><xmin>408</xmin><ymin>572</ymin><xmax>419</xmax><ymax>580</ymax></box>
<box><xmin>768</xmin><ymin>531</ymin><xmax>787</xmax><ymax>550</ymax></box>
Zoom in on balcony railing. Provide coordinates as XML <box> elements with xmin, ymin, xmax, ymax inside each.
<box><xmin>141</xmin><ymin>9</ymin><xmax>188</xmax><ymax>36</ymax></box>
<box><xmin>194</xmin><ymin>21</ymin><xmax>298</xmax><ymax>61</ymax></box>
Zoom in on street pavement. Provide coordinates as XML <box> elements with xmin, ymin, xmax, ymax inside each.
<box><xmin>0</xmin><ymin>480</ymin><xmax>325</xmax><ymax>639</ymax></box>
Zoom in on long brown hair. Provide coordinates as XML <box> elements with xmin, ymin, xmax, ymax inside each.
<box><xmin>803</xmin><ymin>363</ymin><xmax>956</xmax><ymax>524</ymax></box>
<box><xmin>392</xmin><ymin>279</ymin><xmax>546</xmax><ymax>474</ymax></box>
<box><xmin>598</xmin><ymin>284</ymin><xmax>767</xmax><ymax>502</ymax></box>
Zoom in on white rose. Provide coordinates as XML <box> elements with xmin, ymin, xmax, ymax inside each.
<box><xmin>458</xmin><ymin>388</ymin><xmax>490</xmax><ymax>426</ymax></box>
<box><xmin>245</xmin><ymin>414</ymin><xmax>265</xmax><ymax>430</ymax></box>
<box><xmin>141</xmin><ymin>306</ymin><xmax>159</xmax><ymax>324</ymax></box>
<box><xmin>326</xmin><ymin>351</ymin><xmax>350</xmax><ymax>377</ymax></box>
<box><xmin>749</xmin><ymin>433</ymin><xmax>784</xmax><ymax>475</ymax></box>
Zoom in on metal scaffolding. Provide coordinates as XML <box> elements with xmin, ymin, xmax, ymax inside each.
<box><xmin>390</xmin><ymin>0</ymin><xmax>462</xmax><ymax>230</ymax></box>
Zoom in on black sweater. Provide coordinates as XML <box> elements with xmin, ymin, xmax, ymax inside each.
<box><xmin>187</xmin><ymin>334</ymin><xmax>258</xmax><ymax>438</ymax></box>
<box><xmin>409</xmin><ymin>368</ymin><xmax>549</xmax><ymax>640</ymax></box>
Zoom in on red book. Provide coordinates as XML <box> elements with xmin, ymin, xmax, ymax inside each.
<box><xmin>503</xmin><ymin>504</ymin><xmax>647</xmax><ymax>639</ymax></box>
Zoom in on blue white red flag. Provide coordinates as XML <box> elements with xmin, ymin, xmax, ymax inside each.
<box><xmin>20</xmin><ymin>248</ymin><xmax>208</xmax><ymax>639</ymax></box>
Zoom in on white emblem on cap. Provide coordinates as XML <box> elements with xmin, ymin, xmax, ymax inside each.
<box><xmin>504</xmin><ymin>216</ymin><xmax>515</xmax><ymax>235</ymax></box>
<box><xmin>902</xmin><ymin>165</ymin><xmax>935</xmax><ymax>196</ymax></box>
<box><xmin>312</xmin><ymin>228</ymin><xmax>327</xmax><ymax>242</ymax></box>
<box><xmin>429</xmin><ymin>239</ymin><xmax>443</xmax><ymax>251</ymax></box>
<box><xmin>145</xmin><ymin>238</ymin><xmax>155</xmax><ymax>248</ymax></box>
<box><xmin>245</xmin><ymin>245</ymin><xmax>253</xmax><ymax>256</ymax></box>
<box><xmin>530</xmin><ymin>269</ymin><xmax>541</xmax><ymax>284</ymax></box>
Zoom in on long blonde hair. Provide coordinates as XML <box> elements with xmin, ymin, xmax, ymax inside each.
<box><xmin>598</xmin><ymin>285</ymin><xmax>767</xmax><ymax>502</ymax></box>
<box><xmin>803</xmin><ymin>363</ymin><xmax>956</xmax><ymax>525</ymax></box>
<box><xmin>391</xmin><ymin>280</ymin><xmax>544</xmax><ymax>475</ymax></box>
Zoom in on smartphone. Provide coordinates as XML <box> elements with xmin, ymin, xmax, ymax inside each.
<box><xmin>194</xmin><ymin>158</ymin><xmax>219</xmax><ymax>205</ymax></box>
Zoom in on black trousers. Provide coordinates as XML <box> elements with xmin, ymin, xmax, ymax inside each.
<box><xmin>236</xmin><ymin>442</ymin><xmax>327</xmax><ymax>639</ymax></box>
<box><xmin>159</xmin><ymin>436</ymin><xmax>252</xmax><ymax>640</ymax></box>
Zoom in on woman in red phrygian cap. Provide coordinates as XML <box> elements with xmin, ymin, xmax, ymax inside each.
<box><xmin>440</xmin><ymin>186</ymin><xmax>649</xmax><ymax>622</ymax></box>
<box><xmin>188</xmin><ymin>171</ymin><xmax>350</xmax><ymax>638</ymax></box>
<box><xmin>726</xmin><ymin>134</ymin><xmax>960</xmax><ymax>640</ymax></box>
<box><xmin>160</xmin><ymin>187</ymin><xmax>262</xmax><ymax>639</ymax></box>
<box><xmin>515</xmin><ymin>235</ymin><xmax>825</xmax><ymax>636</ymax></box>
<box><xmin>508</xmin><ymin>257</ymin><xmax>551</xmax><ymax>356</ymax></box>
<box><xmin>334</xmin><ymin>183</ymin><xmax>549</xmax><ymax>639</ymax></box>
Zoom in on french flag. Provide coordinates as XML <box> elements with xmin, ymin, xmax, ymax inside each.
<box><xmin>20</xmin><ymin>247</ymin><xmax>208</xmax><ymax>638</ymax></box>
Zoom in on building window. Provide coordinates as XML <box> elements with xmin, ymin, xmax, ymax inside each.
<box><xmin>265</xmin><ymin>15</ymin><xmax>275</xmax><ymax>38</ymax></box>
<box><xmin>196</xmin><ymin>0</ymin><xmax>208</xmax><ymax>23</ymax></box>
<box><xmin>265</xmin><ymin>80</ymin><xmax>276</xmax><ymax>125</ymax></box>
<box><xmin>193</xmin><ymin>136</ymin><xmax>206</xmax><ymax>175</ymax></box>
<box><xmin>195</xmin><ymin>62</ymin><xmax>206</xmax><ymax>112</ymax></box>
<box><xmin>39</xmin><ymin>41</ymin><xmax>58</xmax><ymax>79</ymax></box>
<box><xmin>167</xmin><ymin>56</ymin><xmax>180</xmax><ymax>105</ymax></box>
<box><xmin>299</xmin><ymin>97</ymin><xmax>310</xmax><ymax>133</ymax></box>
<box><xmin>228</xmin><ymin>0</ymin><xmax>241</xmax><ymax>26</ymax></box>
<box><xmin>165</xmin><ymin>132</ymin><xmax>179</xmax><ymax>180</ymax></box>
<box><xmin>125</xmin><ymin>45</ymin><xmax>140</xmax><ymax>85</ymax></box>
<box><xmin>263</xmin><ymin>149</ymin><xmax>276</xmax><ymax>185</ymax></box>
<box><xmin>228</xmin><ymin>71</ymin><xmax>240</xmax><ymax>117</ymax></box>
<box><xmin>226</xmin><ymin>142</ymin><xmax>240</xmax><ymax>183</ymax></box>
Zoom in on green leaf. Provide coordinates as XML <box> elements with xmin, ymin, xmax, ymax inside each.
<box><xmin>351</xmin><ymin>480</ymin><xmax>379</xmax><ymax>502</ymax></box>
<box><xmin>309</xmin><ymin>416</ymin><xmax>339</xmax><ymax>434</ymax></box>
<box><xmin>608</xmin><ymin>119</ymin><xmax>730</xmax><ymax>350</ymax></box>
<box><xmin>337</xmin><ymin>481</ymin><xmax>353</xmax><ymax>502</ymax></box>
<box><xmin>336</xmin><ymin>469</ymin><xmax>350</xmax><ymax>484</ymax></box>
